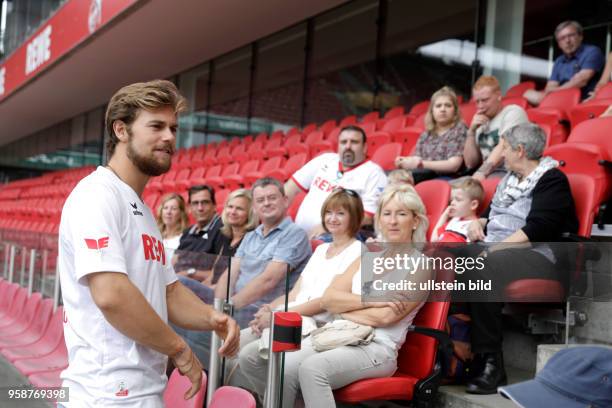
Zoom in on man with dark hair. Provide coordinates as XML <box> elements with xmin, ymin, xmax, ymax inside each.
<box><xmin>58</xmin><ymin>80</ymin><xmax>239</xmax><ymax>406</ymax></box>
<box><xmin>284</xmin><ymin>125</ymin><xmax>387</xmax><ymax>238</ymax></box>
<box><xmin>524</xmin><ymin>20</ymin><xmax>604</xmax><ymax>105</ymax></box>
<box><xmin>174</xmin><ymin>184</ymin><xmax>223</xmax><ymax>280</ymax></box>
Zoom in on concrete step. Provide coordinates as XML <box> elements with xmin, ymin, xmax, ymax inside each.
<box><xmin>435</xmin><ymin>366</ymin><xmax>532</xmax><ymax>408</ymax></box>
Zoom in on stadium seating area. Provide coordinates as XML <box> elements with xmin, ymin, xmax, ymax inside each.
<box><xmin>0</xmin><ymin>80</ymin><xmax>609</xmax><ymax>399</ymax></box>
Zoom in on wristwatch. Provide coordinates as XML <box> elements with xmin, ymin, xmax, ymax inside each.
<box><xmin>187</xmin><ymin>268</ymin><xmax>196</xmax><ymax>276</ymax></box>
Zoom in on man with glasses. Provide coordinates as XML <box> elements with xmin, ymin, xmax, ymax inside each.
<box><xmin>174</xmin><ymin>184</ymin><xmax>223</xmax><ymax>281</ymax></box>
<box><xmin>285</xmin><ymin>125</ymin><xmax>387</xmax><ymax>239</ymax></box>
<box><xmin>524</xmin><ymin>20</ymin><xmax>604</xmax><ymax>105</ymax></box>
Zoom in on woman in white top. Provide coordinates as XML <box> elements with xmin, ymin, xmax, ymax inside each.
<box><xmin>239</xmin><ymin>184</ymin><xmax>431</xmax><ymax>407</ymax></box>
<box><xmin>155</xmin><ymin>193</ymin><xmax>188</xmax><ymax>260</ymax></box>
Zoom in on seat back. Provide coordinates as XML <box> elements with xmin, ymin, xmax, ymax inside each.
<box><xmin>566</xmin><ymin>173</ymin><xmax>597</xmax><ymax>238</ymax></box>
<box><xmin>288</xmin><ymin>191</ymin><xmax>306</xmax><ymax>220</ymax></box>
<box><xmin>383</xmin><ymin>106</ymin><xmax>405</xmax><ymax>120</ymax></box>
<box><xmin>397</xmin><ymin>302</ymin><xmax>450</xmax><ymax>379</ymax></box>
<box><xmin>408</xmin><ymin>101</ymin><xmax>429</xmax><ymax>117</ymax></box>
<box><xmin>415</xmin><ymin>180</ymin><xmax>451</xmax><ymax>240</ymax></box>
<box><xmin>593</xmin><ymin>82</ymin><xmax>612</xmax><ymax>100</ymax></box>
<box><xmin>260</xmin><ymin>156</ymin><xmax>285</xmax><ymax>173</ymax></box>
<box><xmin>163</xmin><ymin>368</ymin><xmax>207</xmax><ymax>408</ymax></box>
<box><xmin>221</xmin><ymin>162</ymin><xmax>240</xmax><ymax>177</ymax></box>
<box><xmin>367</xmin><ymin>132</ymin><xmax>392</xmax><ymax>157</ymax></box>
<box><xmin>539</xmin><ymin>87</ymin><xmax>581</xmax><ymax>115</ymax></box>
<box><xmin>284</xmin><ymin>153</ymin><xmax>308</xmax><ymax>176</ymax></box>
<box><xmin>240</xmin><ymin>160</ymin><xmax>260</xmax><ymax>175</ymax></box>
<box><xmin>0</xmin><ymin>283</ymin><xmax>19</xmax><ymax>313</ymax></box>
<box><xmin>569</xmin><ymin>102</ymin><xmax>610</xmax><ymax>129</ymax></box>
<box><xmin>504</xmin><ymin>81</ymin><xmax>535</xmax><ymax>98</ymax></box>
<box><xmin>567</xmin><ymin>117</ymin><xmax>612</xmax><ymax>159</ymax></box>
<box><xmin>209</xmin><ymin>386</ymin><xmax>256</xmax><ymax>408</ymax></box>
<box><xmin>371</xmin><ymin>143</ymin><xmax>402</xmax><ymax>171</ymax></box>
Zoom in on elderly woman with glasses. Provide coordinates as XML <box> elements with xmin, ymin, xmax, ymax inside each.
<box><xmin>462</xmin><ymin>123</ymin><xmax>578</xmax><ymax>395</ymax></box>
<box><xmin>238</xmin><ymin>184</ymin><xmax>431</xmax><ymax>407</ymax></box>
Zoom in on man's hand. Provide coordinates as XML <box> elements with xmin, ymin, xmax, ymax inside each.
<box><xmin>467</xmin><ymin>219</ymin><xmax>486</xmax><ymax>242</ymax></box>
<box><xmin>210</xmin><ymin>312</ymin><xmax>240</xmax><ymax>357</ymax></box>
<box><xmin>469</xmin><ymin>113</ymin><xmax>490</xmax><ymax>132</ymax></box>
<box><xmin>171</xmin><ymin>342</ymin><xmax>203</xmax><ymax>400</ymax></box>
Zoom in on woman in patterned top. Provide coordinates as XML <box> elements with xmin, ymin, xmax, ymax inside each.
<box><xmin>395</xmin><ymin>86</ymin><xmax>468</xmax><ymax>183</ymax></box>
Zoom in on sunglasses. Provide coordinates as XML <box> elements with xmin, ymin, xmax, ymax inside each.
<box><xmin>333</xmin><ymin>187</ymin><xmax>359</xmax><ymax>198</ymax></box>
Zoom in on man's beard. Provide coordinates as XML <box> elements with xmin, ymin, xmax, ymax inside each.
<box><xmin>342</xmin><ymin>150</ymin><xmax>356</xmax><ymax>167</ymax></box>
<box><xmin>126</xmin><ymin>131</ymin><xmax>171</xmax><ymax>177</ymax></box>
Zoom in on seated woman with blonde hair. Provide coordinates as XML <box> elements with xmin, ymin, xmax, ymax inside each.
<box><xmin>239</xmin><ymin>184</ymin><xmax>431</xmax><ymax>407</ymax></box>
<box><xmin>395</xmin><ymin>86</ymin><xmax>468</xmax><ymax>183</ymax></box>
<box><xmin>156</xmin><ymin>193</ymin><xmax>189</xmax><ymax>260</ymax></box>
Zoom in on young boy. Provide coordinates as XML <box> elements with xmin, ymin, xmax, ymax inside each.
<box><xmin>432</xmin><ymin>177</ymin><xmax>484</xmax><ymax>243</ymax></box>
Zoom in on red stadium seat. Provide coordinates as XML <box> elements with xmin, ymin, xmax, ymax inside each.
<box><xmin>501</xmin><ymin>96</ymin><xmax>529</xmax><ymax>109</ymax></box>
<box><xmin>569</xmin><ymin>100</ymin><xmax>611</xmax><ymax>129</ymax></box>
<box><xmin>224</xmin><ymin>160</ymin><xmax>260</xmax><ymax>191</ymax></box>
<box><xmin>207</xmin><ymin>163</ymin><xmax>240</xmax><ymax>190</ymax></box>
<box><xmin>0</xmin><ymin>292</ymin><xmax>42</xmax><ymax>337</ymax></box>
<box><xmin>268</xmin><ymin>134</ymin><xmax>301</xmax><ymax>158</ymax></box>
<box><xmin>593</xmin><ymin>82</ymin><xmax>612</xmax><ymax>100</ymax></box>
<box><xmin>415</xmin><ymin>179</ymin><xmax>451</xmax><ymax>240</ymax></box>
<box><xmin>2</xmin><ymin>306</ymin><xmax>65</xmax><ymax>363</ymax></box>
<box><xmin>528</xmin><ymin>87</ymin><xmax>581</xmax><ymax>122</ymax></box>
<box><xmin>28</xmin><ymin>368</ymin><xmax>63</xmax><ymax>388</ymax></box>
<box><xmin>216</xmin><ymin>146</ymin><xmax>233</xmax><ymax>165</ymax></box>
<box><xmin>288</xmin><ymin>191</ymin><xmax>306</xmax><ymax>221</ymax></box>
<box><xmin>0</xmin><ymin>298</ymin><xmax>54</xmax><ymax>350</ymax></box>
<box><xmin>266</xmin><ymin>153</ymin><xmax>308</xmax><ymax>182</ymax></box>
<box><xmin>505</xmin><ymin>81</ymin><xmax>535</xmax><ymax>98</ymax></box>
<box><xmin>380</xmin><ymin>115</ymin><xmax>409</xmax><ymax>133</ymax></box>
<box><xmin>371</xmin><ymin>143</ymin><xmax>402</xmax><ymax>171</ymax></box>
<box><xmin>13</xmin><ymin>329</ymin><xmax>68</xmax><ymax>376</ymax></box>
<box><xmin>479</xmin><ymin>177</ymin><xmax>501</xmax><ymax>213</ymax></box>
<box><xmin>247</xmin><ymin>140</ymin><xmax>266</xmax><ymax>161</ymax></box>
<box><xmin>302</xmin><ymin>123</ymin><xmax>318</xmax><ymax>136</ymax></box>
<box><xmin>383</xmin><ymin>106</ymin><xmax>405</xmax><ymax>120</ymax></box>
<box><xmin>392</xmin><ymin>127</ymin><xmax>422</xmax><ymax>156</ymax></box>
<box><xmin>459</xmin><ymin>103</ymin><xmax>476</xmax><ymax>124</ymax></box>
<box><xmin>319</xmin><ymin>119</ymin><xmax>337</xmax><ymax>136</ymax></box>
<box><xmin>334</xmin><ymin>301</ymin><xmax>450</xmax><ymax>404</ymax></box>
<box><xmin>408</xmin><ymin>101</ymin><xmax>429</xmax><ymax>117</ymax></box>
<box><xmin>367</xmin><ymin>131</ymin><xmax>392</xmax><ymax>157</ymax></box>
<box><xmin>216</xmin><ymin>189</ymin><xmax>230</xmax><ymax>213</ymax></box>
<box><xmin>163</xmin><ymin>368</ymin><xmax>207</xmax><ymax>408</ymax></box>
<box><xmin>0</xmin><ymin>286</ymin><xmax>27</xmax><ymax>327</ymax></box>
<box><xmin>209</xmin><ymin>386</ymin><xmax>256</xmax><ymax>408</ymax></box>
<box><xmin>245</xmin><ymin>157</ymin><xmax>286</xmax><ymax>186</ymax></box>
<box><xmin>200</xmin><ymin>165</ymin><xmax>223</xmax><ymax>186</ymax></box>
<box><xmin>361</xmin><ymin>111</ymin><xmax>380</xmax><ymax>123</ymax></box>
<box><xmin>339</xmin><ymin>115</ymin><xmax>357</xmax><ymax>127</ymax></box>
<box><xmin>504</xmin><ymin>173</ymin><xmax>597</xmax><ymax>302</ymax></box>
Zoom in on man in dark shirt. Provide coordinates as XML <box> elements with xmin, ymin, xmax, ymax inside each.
<box><xmin>524</xmin><ymin>20</ymin><xmax>604</xmax><ymax>105</ymax></box>
<box><xmin>174</xmin><ymin>184</ymin><xmax>223</xmax><ymax>280</ymax></box>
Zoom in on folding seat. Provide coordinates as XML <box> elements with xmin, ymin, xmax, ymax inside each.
<box><xmin>380</xmin><ymin>115</ymin><xmax>408</xmax><ymax>133</ymax></box>
<box><xmin>319</xmin><ymin>119</ymin><xmax>337</xmax><ymax>136</ymax></box>
<box><xmin>0</xmin><ymin>283</ymin><xmax>19</xmax><ymax>317</ymax></box>
<box><xmin>392</xmin><ymin>127</ymin><xmax>422</xmax><ymax>156</ymax></box>
<box><xmin>268</xmin><ymin>134</ymin><xmax>301</xmax><ymax>158</ymax></box>
<box><xmin>242</xmin><ymin>135</ymin><xmax>254</xmax><ymax>146</ymax></box>
<box><xmin>302</xmin><ymin>123</ymin><xmax>318</xmax><ymax>135</ymax></box>
<box><xmin>143</xmin><ymin>192</ymin><xmax>161</xmax><ymax>212</ymax></box>
<box><xmin>593</xmin><ymin>82</ymin><xmax>612</xmax><ymax>100</ymax></box>
<box><xmin>230</xmin><ymin>143</ymin><xmax>250</xmax><ymax>164</ymax></box>
<box><xmin>14</xmin><ymin>334</ymin><xmax>68</xmax><ymax>376</ymax></box>
<box><xmin>569</xmin><ymin>100</ymin><xmax>611</xmax><ymax>129</ymax></box>
<box><xmin>528</xmin><ymin>87</ymin><xmax>581</xmax><ymax>122</ymax></box>
<box><xmin>165</xmin><ymin>168</ymin><xmax>191</xmax><ymax>193</ymax></box>
<box><xmin>288</xmin><ymin>131</ymin><xmax>323</xmax><ymax>157</ymax></box>
<box><xmin>265</xmin><ymin>153</ymin><xmax>308</xmax><ymax>182</ymax></box>
<box><xmin>501</xmin><ymin>96</ymin><xmax>529</xmax><ymax>109</ymax></box>
<box><xmin>228</xmin><ymin>136</ymin><xmax>242</xmax><ymax>148</ymax></box>
<box><xmin>190</xmin><ymin>147</ymin><xmax>207</xmax><ymax>168</ymax></box>
<box><xmin>202</xmin><ymin>145</ymin><xmax>219</xmax><ymax>167</ymax></box>
<box><xmin>286</xmin><ymin>127</ymin><xmax>300</xmax><ymax>137</ymax></box>
<box><xmin>206</xmin><ymin>163</ymin><xmax>240</xmax><ymax>190</ymax></box>
<box><xmin>504</xmin><ymin>81</ymin><xmax>535</xmax><ymax>98</ymax></box>
<box><xmin>28</xmin><ymin>368</ymin><xmax>63</xmax><ymax>388</ymax></box>
<box><xmin>366</xmin><ymin>132</ymin><xmax>392</xmax><ymax>157</ymax></box>
<box><xmin>459</xmin><ymin>102</ymin><xmax>476</xmax><ymax>124</ymax></box>
<box><xmin>504</xmin><ymin>173</ymin><xmax>597</xmax><ymax>303</ymax></box>
<box><xmin>246</xmin><ymin>140</ymin><xmax>266</xmax><ymax>161</ymax></box>
<box><xmin>310</xmin><ymin>140</ymin><xmax>335</xmax><ymax>158</ymax></box>
<box><xmin>528</xmin><ymin>110</ymin><xmax>568</xmax><ymax>145</ymax></box>
<box><xmin>209</xmin><ymin>386</ymin><xmax>256</xmax><ymax>408</ymax></box>
<box><xmin>539</xmin><ymin>123</ymin><xmax>555</xmax><ymax>147</ymax></box>
<box><xmin>217</xmin><ymin>140</ymin><xmax>229</xmax><ymax>149</ymax></box>
<box><xmin>361</xmin><ymin>111</ymin><xmax>380</xmax><ymax>123</ymax></box>
<box><xmin>383</xmin><ymin>106</ymin><xmax>405</xmax><ymax>120</ymax></box>
<box><xmin>288</xmin><ymin>191</ymin><xmax>306</xmax><ymax>221</ymax></box>
<box><xmin>371</xmin><ymin>143</ymin><xmax>402</xmax><ymax>171</ymax></box>
<box><xmin>2</xmin><ymin>306</ymin><xmax>64</xmax><ymax>363</ymax></box>
<box><xmin>415</xmin><ymin>179</ymin><xmax>451</xmax><ymax>240</ymax></box>
<box><xmin>325</xmin><ymin>127</ymin><xmax>341</xmax><ymax>151</ymax></box>
<box><xmin>0</xmin><ymin>298</ymin><xmax>53</xmax><ymax>349</ymax></box>
<box><xmin>216</xmin><ymin>146</ymin><xmax>233</xmax><ymax>165</ymax></box>
<box><xmin>334</xmin><ymin>302</ymin><xmax>450</xmax><ymax>405</ymax></box>
<box><xmin>407</xmin><ymin>100</ymin><xmax>429</xmax><ymax>118</ymax></box>
<box><xmin>224</xmin><ymin>160</ymin><xmax>260</xmax><ymax>191</ymax></box>
<box><xmin>215</xmin><ymin>189</ymin><xmax>230</xmax><ymax>213</ymax></box>
<box><xmin>0</xmin><ymin>286</ymin><xmax>28</xmax><ymax>327</ymax></box>
<box><xmin>244</xmin><ymin>157</ymin><xmax>286</xmax><ymax>187</ymax></box>
<box><xmin>163</xmin><ymin>368</ymin><xmax>207</xmax><ymax>408</ymax></box>
<box><xmin>412</xmin><ymin>113</ymin><xmax>426</xmax><ymax>131</ymax></box>
<box><xmin>0</xmin><ymin>292</ymin><xmax>42</xmax><ymax>337</ymax></box>
<box><xmin>201</xmin><ymin>165</ymin><xmax>223</xmax><ymax>187</ymax></box>
<box><xmin>254</xmin><ymin>132</ymin><xmax>269</xmax><ymax>144</ymax></box>
<box><xmin>339</xmin><ymin>115</ymin><xmax>357</xmax><ymax>127</ymax></box>
<box><xmin>479</xmin><ymin>177</ymin><xmax>501</xmax><ymax>214</ymax></box>
<box><xmin>359</xmin><ymin>121</ymin><xmax>376</xmax><ymax>137</ymax></box>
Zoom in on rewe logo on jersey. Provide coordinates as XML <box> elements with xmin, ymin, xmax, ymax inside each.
<box><xmin>84</xmin><ymin>236</ymin><xmax>109</xmax><ymax>250</ymax></box>
<box><xmin>142</xmin><ymin>234</ymin><xmax>166</xmax><ymax>265</ymax></box>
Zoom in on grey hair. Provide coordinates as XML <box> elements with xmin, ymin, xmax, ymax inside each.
<box><xmin>555</xmin><ymin>20</ymin><xmax>583</xmax><ymax>37</ymax></box>
<box><xmin>251</xmin><ymin>177</ymin><xmax>285</xmax><ymax>196</ymax></box>
<box><xmin>502</xmin><ymin>123</ymin><xmax>546</xmax><ymax>160</ymax></box>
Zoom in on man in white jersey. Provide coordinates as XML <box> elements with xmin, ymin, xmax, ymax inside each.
<box><xmin>285</xmin><ymin>125</ymin><xmax>387</xmax><ymax>237</ymax></box>
<box><xmin>58</xmin><ymin>80</ymin><xmax>239</xmax><ymax>407</ymax></box>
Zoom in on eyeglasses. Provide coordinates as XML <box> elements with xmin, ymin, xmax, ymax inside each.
<box><xmin>333</xmin><ymin>187</ymin><xmax>359</xmax><ymax>198</ymax></box>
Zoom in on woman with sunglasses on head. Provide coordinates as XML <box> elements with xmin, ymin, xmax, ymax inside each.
<box><xmin>238</xmin><ymin>184</ymin><xmax>431</xmax><ymax>407</ymax></box>
<box><xmin>229</xmin><ymin>189</ymin><xmax>364</xmax><ymax>387</ymax></box>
